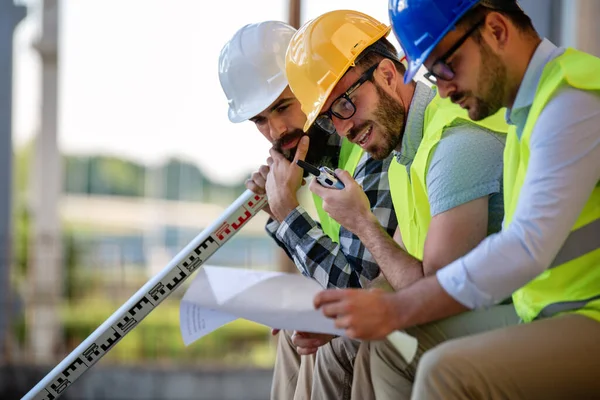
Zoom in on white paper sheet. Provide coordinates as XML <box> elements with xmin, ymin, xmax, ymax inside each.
<box><xmin>179</xmin><ymin>266</ymin><xmax>345</xmax><ymax>346</ymax></box>
<box><xmin>179</xmin><ymin>266</ymin><xmax>418</xmax><ymax>363</ymax></box>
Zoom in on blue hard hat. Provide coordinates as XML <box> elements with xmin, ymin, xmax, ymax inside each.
<box><xmin>389</xmin><ymin>0</ymin><xmax>479</xmax><ymax>84</ymax></box>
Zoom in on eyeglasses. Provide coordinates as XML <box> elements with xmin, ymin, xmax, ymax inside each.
<box><xmin>316</xmin><ymin>61</ymin><xmax>380</xmax><ymax>134</ymax></box>
<box><xmin>423</xmin><ymin>19</ymin><xmax>485</xmax><ymax>85</ymax></box>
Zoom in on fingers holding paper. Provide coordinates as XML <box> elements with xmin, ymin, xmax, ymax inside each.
<box><xmin>291</xmin><ymin>331</ymin><xmax>336</xmax><ymax>356</ymax></box>
<box><xmin>313</xmin><ymin>288</ymin><xmax>400</xmax><ymax>340</ymax></box>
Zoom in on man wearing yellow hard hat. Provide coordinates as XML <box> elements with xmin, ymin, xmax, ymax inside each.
<box><xmin>285</xmin><ymin>9</ymin><xmax>521</xmax><ymax>399</ymax></box>
<box><xmin>218</xmin><ymin>21</ymin><xmax>398</xmax><ymax>400</ymax></box>
<box><xmin>312</xmin><ymin>0</ymin><xmax>600</xmax><ymax>398</ymax></box>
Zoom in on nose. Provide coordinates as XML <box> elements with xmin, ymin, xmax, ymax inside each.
<box><xmin>332</xmin><ymin>117</ymin><xmax>353</xmax><ymax>138</ymax></box>
<box><xmin>268</xmin><ymin>118</ymin><xmax>287</xmax><ymax>141</ymax></box>
<box><xmin>435</xmin><ymin>79</ymin><xmax>457</xmax><ymax>99</ymax></box>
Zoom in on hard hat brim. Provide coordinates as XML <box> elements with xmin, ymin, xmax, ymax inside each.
<box><xmin>400</xmin><ymin>12</ymin><xmax>473</xmax><ymax>85</ymax></box>
<box><xmin>227</xmin><ymin>80</ymin><xmax>289</xmax><ymax>123</ymax></box>
<box><xmin>403</xmin><ymin>60</ymin><xmax>420</xmax><ymax>84</ymax></box>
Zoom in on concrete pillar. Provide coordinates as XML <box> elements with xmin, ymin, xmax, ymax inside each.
<box><xmin>0</xmin><ymin>0</ymin><xmax>26</xmax><ymax>363</ymax></box>
<box><xmin>27</xmin><ymin>0</ymin><xmax>63</xmax><ymax>363</ymax></box>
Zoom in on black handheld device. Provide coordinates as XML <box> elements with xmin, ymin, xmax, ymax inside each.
<box><xmin>296</xmin><ymin>160</ymin><xmax>345</xmax><ymax>189</ymax></box>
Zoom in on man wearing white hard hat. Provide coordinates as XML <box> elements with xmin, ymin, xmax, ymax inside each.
<box><xmin>218</xmin><ymin>21</ymin><xmax>398</xmax><ymax>400</ymax></box>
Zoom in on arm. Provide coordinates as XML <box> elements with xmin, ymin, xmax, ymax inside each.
<box><xmin>264</xmin><ymin>217</ymin><xmax>296</xmax><ymax>263</ymax></box>
<box><xmin>315</xmin><ymin>124</ymin><xmax>505</xmax><ymax>291</ymax></box>
<box><xmin>314</xmin><ymin>86</ymin><xmax>600</xmax><ymax>341</ymax></box>
<box><xmin>244</xmin><ymin>163</ymin><xmax>295</xmax><ymax>261</ymax></box>
<box><xmin>276</xmin><ymin>155</ymin><xmax>398</xmax><ymax>289</ymax></box>
<box><xmin>436</xmin><ymin>88</ymin><xmax>600</xmax><ymax>309</ymax></box>
<box><xmin>244</xmin><ymin>161</ymin><xmax>304</xmax><ymax>263</ymax></box>
<box><xmin>356</xmin><ymin>196</ymin><xmax>490</xmax><ymax>290</ymax></box>
<box><xmin>264</xmin><ymin>136</ymin><xmax>364</xmax><ymax>289</ymax></box>
<box><xmin>274</xmin><ymin>205</ymin><xmax>362</xmax><ymax>287</ymax></box>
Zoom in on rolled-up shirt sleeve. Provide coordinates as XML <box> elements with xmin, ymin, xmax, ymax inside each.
<box><xmin>437</xmin><ymin>88</ymin><xmax>600</xmax><ymax>309</ymax></box>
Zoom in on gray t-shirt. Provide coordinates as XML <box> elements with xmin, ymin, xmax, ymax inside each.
<box><xmin>427</xmin><ymin>120</ymin><xmax>506</xmax><ymax>235</ymax></box>
<box><xmin>395</xmin><ymin>82</ymin><xmax>506</xmax><ymax>236</ymax></box>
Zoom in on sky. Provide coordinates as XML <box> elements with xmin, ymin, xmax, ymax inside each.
<box><xmin>13</xmin><ymin>0</ymin><xmax>405</xmax><ymax>185</ymax></box>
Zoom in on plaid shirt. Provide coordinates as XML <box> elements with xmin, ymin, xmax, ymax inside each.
<box><xmin>266</xmin><ymin>138</ymin><xmax>397</xmax><ymax>289</ymax></box>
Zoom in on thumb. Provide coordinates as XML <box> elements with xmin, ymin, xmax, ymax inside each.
<box><xmin>334</xmin><ymin>169</ymin><xmax>354</xmax><ymax>185</ymax></box>
<box><xmin>293</xmin><ymin>136</ymin><xmax>310</xmax><ymax>164</ymax></box>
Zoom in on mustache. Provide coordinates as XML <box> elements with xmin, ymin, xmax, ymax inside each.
<box><xmin>347</xmin><ymin>122</ymin><xmax>370</xmax><ymax>143</ymax></box>
<box><xmin>270</xmin><ymin>127</ymin><xmax>338</xmax><ymax>171</ymax></box>
<box><xmin>272</xmin><ymin>129</ymin><xmax>305</xmax><ymax>155</ymax></box>
<box><xmin>450</xmin><ymin>92</ymin><xmax>468</xmax><ymax>104</ymax></box>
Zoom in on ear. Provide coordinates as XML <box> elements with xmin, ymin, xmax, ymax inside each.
<box><xmin>483</xmin><ymin>12</ymin><xmax>510</xmax><ymax>50</ymax></box>
<box><xmin>377</xmin><ymin>58</ymin><xmax>398</xmax><ymax>90</ymax></box>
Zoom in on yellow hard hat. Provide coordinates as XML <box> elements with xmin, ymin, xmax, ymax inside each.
<box><xmin>286</xmin><ymin>10</ymin><xmax>391</xmax><ymax>132</ymax></box>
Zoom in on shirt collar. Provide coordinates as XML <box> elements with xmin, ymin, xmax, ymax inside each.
<box><xmin>394</xmin><ymin>81</ymin><xmax>436</xmax><ymax>166</ymax></box>
<box><xmin>506</xmin><ymin>38</ymin><xmax>563</xmax><ymax>129</ymax></box>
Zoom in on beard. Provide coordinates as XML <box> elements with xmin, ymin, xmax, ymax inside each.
<box><xmin>346</xmin><ymin>83</ymin><xmax>405</xmax><ymax>161</ymax></box>
<box><xmin>451</xmin><ymin>40</ymin><xmax>508</xmax><ymax>121</ymax></box>
<box><xmin>272</xmin><ymin>125</ymin><xmax>339</xmax><ymax>175</ymax></box>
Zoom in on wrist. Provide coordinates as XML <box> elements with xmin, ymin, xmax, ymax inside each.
<box><xmin>385</xmin><ymin>292</ymin><xmax>408</xmax><ymax>331</ymax></box>
<box><xmin>262</xmin><ymin>204</ymin><xmax>277</xmax><ymax>220</ymax></box>
<box><xmin>272</xmin><ymin>198</ymin><xmax>299</xmax><ymax>222</ymax></box>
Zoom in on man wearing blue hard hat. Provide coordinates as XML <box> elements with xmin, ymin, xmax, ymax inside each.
<box><xmin>315</xmin><ymin>0</ymin><xmax>600</xmax><ymax>398</ymax></box>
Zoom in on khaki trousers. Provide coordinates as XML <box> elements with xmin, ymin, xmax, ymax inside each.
<box><xmin>271</xmin><ymin>330</ymin><xmax>316</xmax><ymax>400</ymax></box>
<box><xmin>412</xmin><ymin>314</ymin><xmax>600</xmax><ymax>399</ymax></box>
<box><xmin>271</xmin><ymin>330</ymin><xmax>376</xmax><ymax>400</ymax></box>
<box><xmin>371</xmin><ymin>304</ymin><xmax>520</xmax><ymax>399</ymax></box>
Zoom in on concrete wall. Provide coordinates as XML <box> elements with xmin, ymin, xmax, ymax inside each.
<box><xmin>2</xmin><ymin>366</ymin><xmax>273</xmax><ymax>400</ymax></box>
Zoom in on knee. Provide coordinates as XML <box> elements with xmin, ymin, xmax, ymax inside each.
<box><xmin>414</xmin><ymin>343</ymin><xmax>468</xmax><ymax>394</ymax></box>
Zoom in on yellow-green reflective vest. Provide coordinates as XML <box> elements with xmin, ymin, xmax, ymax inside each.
<box><xmin>388</xmin><ymin>93</ymin><xmax>508</xmax><ymax>260</ymax></box>
<box><xmin>312</xmin><ymin>139</ymin><xmax>363</xmax><ymax>243</ymax></box>
<box><xmin>505</xmin><ymin>48</ymin><xmax>600</xmax><ymax>323</ymax></box>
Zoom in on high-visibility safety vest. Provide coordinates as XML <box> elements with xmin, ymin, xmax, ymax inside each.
<box><xmin>312</xmin><ymin>139</ymin><xmax>363</xmax><ymax>243</ymax></box>
<box><xmin>388</xmin><ymin>93</ymin><xmax>508</xmax><ymax>260</ymax></box>
<box><xmin>505</xmin><ymin>48</ymin><xmax>600</xmax><ymax>323</ymax></box>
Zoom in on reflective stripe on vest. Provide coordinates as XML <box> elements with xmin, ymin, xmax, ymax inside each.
<box><xmin>388</xmin><ymin>92</ymin><xmax>508</xmax><ymax>259</ymax></box>
<box><xmin>537</xmin><ymin>294</ymin><xmax>600</xmax><ymax>319</ymax></box>
<box><xmin>312</xmin><ymin>138</ymin><xmax>363</xmax><ymax>242</ymax></box>
<box><xmin>549</xmin><ymin>218</ymin><xmax>600</xmax><ymax>269</ymax></box>
<box><xmin>505</xmin><ymin>48</ymin><xmax>600</xmax><ymax>322</ymax></box>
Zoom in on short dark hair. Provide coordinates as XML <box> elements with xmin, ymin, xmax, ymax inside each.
<box><xmin>459</xmin><ymin>3</ymin><xmax>538</xmax><ymax>38</ymax></box>
<box><xmin>355</xmin><ymin>37</ymin><xmax>407</xmax><ymax>76</ymax></box>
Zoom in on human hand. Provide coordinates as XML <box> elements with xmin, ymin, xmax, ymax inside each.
<box><xmin>291</xmin><ymin>331</ymin><xmax>336</xmax><ymax>356</ymax></box>
<box><xmin>309</xmin><ymin>169</ymin><xmax>377</xmax><ymax>235</ymax></box>
<box><xmin>245</xmin><ymin>163</ymin><xmax>275</xmax><ymax>219</ymax></box>
<box><xmin>313</xmin><ymin>288</ymin><xmax>400</xmax><ymax>340</ymax></box>
<box><xmin>265</xmin><ymin>136</ymin><xmax>309</xmax><ymax>221</ymax></box>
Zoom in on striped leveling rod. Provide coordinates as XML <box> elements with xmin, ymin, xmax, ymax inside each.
<box><xmin>22</xmin><ymin>190</ymin><xmax>267</xmax><ymax>400</ymax></box>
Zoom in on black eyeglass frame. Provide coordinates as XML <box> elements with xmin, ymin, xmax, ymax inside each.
<box><xmin>316</xmin><ymin>61</ymin><xmax>381</xmax><ymax>134</ymax></box>
<box><xmin>423</xmin><ymin>18</ymin><xmax>486</xmax><ymax>85</ymax></box>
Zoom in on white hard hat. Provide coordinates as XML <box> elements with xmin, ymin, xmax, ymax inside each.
<box><xmin>218</xmin><ymin>21</ymin><xmax>297</xmax><ymax>123</ymax></box>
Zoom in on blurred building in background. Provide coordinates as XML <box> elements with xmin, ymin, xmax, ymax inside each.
<box><xmin>1</xmin><ymin>0</ymin><xmax>600</xmax><ymax>399</ymax></box>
